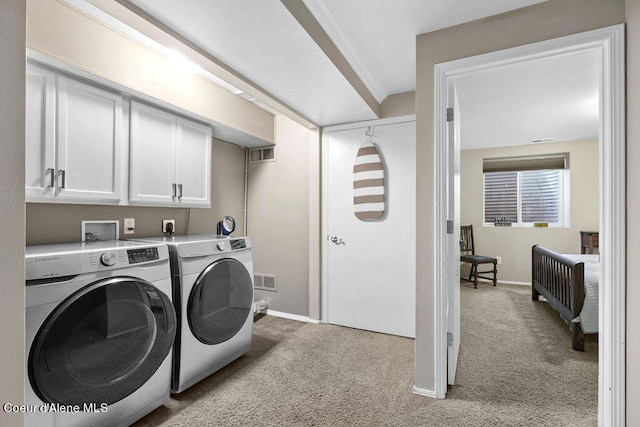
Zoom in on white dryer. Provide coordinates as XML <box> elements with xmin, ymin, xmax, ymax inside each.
<box><xmin>25</xmin><ymin>240</ymin><xmax>176</xmax><ymax>427</ymax></box>
<box><xmin>134</xmin><ymin>235</ymin><xmax>254</xmax><ymax>393</ymax></box>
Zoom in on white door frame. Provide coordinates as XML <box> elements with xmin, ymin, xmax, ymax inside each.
<box><xmin>434</xmin><ymin>25</ymin><xmax>625</xmax><ymax>426</ymax></box>
<box><xmin>321</xmin><ymin>114</ymin><xmax>416</xmax><ymax>324</ymax></box>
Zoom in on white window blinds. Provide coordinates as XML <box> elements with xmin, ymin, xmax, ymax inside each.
<box><xmin>521</xmin><ymin>169</ymin><xmax>561</xmax><ymax>223</ymax></box>
<box><xmin>484</xmin><ymin>172</ymin><xmax>517</xmax><ymax>223</ymax></box>
<box><xmin>483</xmin><ymin>153</ymin><xmax>568</xmax><ymax>226</ymax></box>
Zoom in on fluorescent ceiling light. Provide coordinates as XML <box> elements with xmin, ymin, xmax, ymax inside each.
<box><xmin>62</xmin><ymin>0</ymin><xmax>273</xmax><ymax>112</ymax></box>
<box><xmin>166</xmin><ymin>49</ymin><xmax>202</xmax><ymax>76</ymax></box>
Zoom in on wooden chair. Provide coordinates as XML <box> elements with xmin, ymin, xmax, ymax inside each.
<box><xmin>460</xmin><ymin>225</ymin><xmax>497</xmax><ymax>289</ymax></box>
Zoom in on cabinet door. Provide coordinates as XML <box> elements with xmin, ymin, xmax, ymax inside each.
<box><xmin>57</xmin><ymin>75</ymin><xmax>123</xmax><ymax>201</ymax></box>
<box><xmin>25</xmin><ymin>63</ymin><xmax>56</xmax><ymax>199</ymax></box>
<box><xmin>129</xmin><ymin>101</ymin><xmax>178</xmax><ymax>205</ymax></box>
<box><xmin>176</xmin><ymin>117</ymin><xmax>212</xmax><ymax>207</ymax></box>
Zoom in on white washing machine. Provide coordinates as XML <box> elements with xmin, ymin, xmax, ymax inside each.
<box><xmin>134</xmin><ymin>235</ymin><xmax>254</xmax><ymax>393</ymax></box>
<box><xmin>25</xmin><ymin>240</ymin><xmax>176</xmax><ymax>427</ymax></box>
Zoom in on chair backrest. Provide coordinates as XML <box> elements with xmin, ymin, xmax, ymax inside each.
<box><xmin>460</xmin><ymin>225</ymin><xmax>475</xmax><ymax>256</ymax></box>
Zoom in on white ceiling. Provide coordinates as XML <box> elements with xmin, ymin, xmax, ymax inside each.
<box><xmin>456</xmin><ymin>49</ymin><xmax>600</xmax><ymax>150</ymax></box>
<box><xmin>303</xmin><ymin>0</ymin><xmax>547</xmax><ymax>98</ymax></box>
<box><xmin>94</xmin><ymin>0</ymin><xmax>598</xmax><ymax>149</ymax></box>
<box><xmin>127</xmin><ymin>0</ymin><xmax>378</xmax><ymax>126</ymax></box>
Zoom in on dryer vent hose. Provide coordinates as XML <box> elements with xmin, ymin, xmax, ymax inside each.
<box><xmin>254</xmin><ymin>299</ymin><xmax>268</xmax><ymax>314</ymax></box>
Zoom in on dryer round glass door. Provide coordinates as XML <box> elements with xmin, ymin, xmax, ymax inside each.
<box><xmin>188</xmin><ymin>258</ymin><xmax>253</xmax><ymax>344</ymax></box>
<box><xmin>29</xmin><ymin>278</ymin><xmax>176</xmax><ymax>406</ymax></box>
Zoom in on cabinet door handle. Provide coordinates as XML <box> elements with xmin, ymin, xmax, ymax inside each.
<box><xmin>58</xmin><ymin>170</ymin><xmax>66</xmax><ymax>190</ymax></box>
<box><xmin>178</xmin><ymin>184</ymin><xmax>183</xmax><ymax>198</ymax></box>
<box><xmin>47</xmin><ymin>168</ymin><xmax>55</xmax><ymax>188</ymax></box>
<box><xmin>172</xmin><ymin>183</ymin><xmax>177</xmax><ymax>198</ymax></box>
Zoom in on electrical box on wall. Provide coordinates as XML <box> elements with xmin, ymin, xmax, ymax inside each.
<box><xmin>162</xmin><ymin>219</ymin><xmax>176</xmax><ymax>234</ymax></box>
<box><xmin>82</xmin><ymin>220</ymin><xmax>119</xmax><ymax>241</ymax></box>
<box><xmin>124</xmin><ymin>218</ymin><xmax>135</xmax><ymax>234</ymax></box>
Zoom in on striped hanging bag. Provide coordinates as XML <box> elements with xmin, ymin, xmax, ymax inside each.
<box><xmin>353</xmin><ymin>141</ymin><xmax>385</xmax><ymax>220</ymax></box>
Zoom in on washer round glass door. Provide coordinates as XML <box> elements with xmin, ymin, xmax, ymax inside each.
<box><xmin>188</xmin><ymin>258</ymin><xmax>253</xmax><ymax>345</ymax></box>
<box><xmin>29</xmin><ymin>278</ymin><xmax>176</xmax><ymax>406</ymax></box>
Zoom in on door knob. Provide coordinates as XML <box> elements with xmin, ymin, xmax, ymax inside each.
<box><xmin>330</xmin><ymin>235</ymin><xmax>344</xmax><ymax>245</ymax></box>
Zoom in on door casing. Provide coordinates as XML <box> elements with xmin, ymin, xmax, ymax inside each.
<box><xmin>431</xmin><ymin>24</ymin><xmax>625</xmax><ymax>427</ymax></box>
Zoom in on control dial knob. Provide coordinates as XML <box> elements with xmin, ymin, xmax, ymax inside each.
<box><xmin>100</xmin><ymin>252</ymin><xmax>118</xmax><ymax>266</ymax></box>
<box><xmin>217</xmin><ymin>241</ymin><xmax>226</xmax><ymax>251</ymax></box>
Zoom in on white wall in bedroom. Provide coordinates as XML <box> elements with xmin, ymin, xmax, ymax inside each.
<box><xmin>460</xmin><ymin>138</ymin><xmax>599</xmax><ymax>284</ymax></box>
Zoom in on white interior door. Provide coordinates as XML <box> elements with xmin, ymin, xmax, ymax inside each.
<box><xmin>447</xmin><ymin>84</ymin><xmax>461</xmax><ymax>385</ymax></box>
<box><xmin>325</xmin><ymin>118</ymin><xmax>416</xmax><ymax>338</ymax></box>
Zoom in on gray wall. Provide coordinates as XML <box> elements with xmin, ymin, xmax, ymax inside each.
<box><xmin>0</xmin><ymin>0</ymin><xmax>25</xmax><ymax>425</ymax></box>
<box><xmin>248</xmin><ymin>114</ymin><xmax>319</xmax><ymax>317</ymax></box>
<box><xmin>460</xmin><ymin>139</ymin><xmax>599</xmax><ymax>283</ymax></box>
<box><xmin>626</xmin><ymin>0</ymin><xmax>640</xmax><ymax>421</ymax></box>
<box><xmin>188</xmin><ymin>140</ymin><xmax>247</xmax><ymax>236</ymax></box>
<box><xmin>415</xmin><ymin>0</ymin><xmax>625</xmax><ymax>395</ymax></box>
<box><xmin>380</xmin><ymin>91</ymin><xmax>415</xmax><ymax>119</ymax></box>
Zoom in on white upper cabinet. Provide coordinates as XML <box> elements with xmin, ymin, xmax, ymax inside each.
<box><xmin>26</xmin><ymin>61</ymin><xmax>212</xmax><ymax>208</ymax></box>
<box><xmin>25</xmin><ymin>63</ymin><xmax>56</xmax><ymax>198</ymax></box>
<box><xmin>129</xmin><ymin>102</ymin><xmax>177</xmax><ymax>205</ymax></box>
<box><xmin>26</xmin><ymin>63</ymin><xmax>124</xmax><ymax>203</ymax></box>
<box><xmin>130</xmin><ymin>101</ymin><xmax>211</xmax><ymax>207</ymax></box>
<box><xmin>56</xmin><ymin>75</ymin><xmax>123</xmax><ymax>201</ymax></box>
<box><xmin>176</xmin><ymin>117</ymin><xmax>212</xmax><ymax>206</ymax></box>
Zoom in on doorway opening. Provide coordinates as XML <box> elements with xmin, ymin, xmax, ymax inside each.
<box><xmin>434</xmin><ymin>25</ymin><xmax>625</xmax><ymax>426</ymax></box>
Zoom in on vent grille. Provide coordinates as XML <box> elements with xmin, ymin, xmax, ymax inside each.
<box><xmin>254</xmin><ymin>273</ymin><xmax>278</xmax><ymax>291</ymax></box>
<box><xmin>249</xmin><ymin>146</ymin><xmax>276</xmax><ymax>163</ymax></box>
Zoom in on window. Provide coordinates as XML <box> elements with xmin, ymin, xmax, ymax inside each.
<box><xmin>483</xmin><ymin>153</ymin><xmax>569</xmax><ymax>227</ymax></box>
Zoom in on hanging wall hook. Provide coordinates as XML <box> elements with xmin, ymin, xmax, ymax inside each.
<box><xmin>365</xmin><ymin>126</ymin><xmax>374</xmax><ymax>140</ymax></box>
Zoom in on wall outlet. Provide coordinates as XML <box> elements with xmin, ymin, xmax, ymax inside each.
<box><xmin>124</xmin><ymin>218</ymin><xmax>135</xmax><ymax>235</ymax></box>
<box><xmin>162</xmin><ymin>219</ymin><xmax>176</xmax><ymax>234</ymax></box>
<box><xmin>496</xmin><ymin>256</ymin><xmax>502</xmax><ymax>265</ymax></box>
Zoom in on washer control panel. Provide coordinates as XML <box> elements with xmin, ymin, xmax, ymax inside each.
<box><xmin>127</xmin><ymin>247</ymin><xmax>160</xmax><ymax>264</ymax></box>
<box><xmin>26</xmin><ymin>242</ymin><xmax>169</xmax><ymax>280</ymax></box>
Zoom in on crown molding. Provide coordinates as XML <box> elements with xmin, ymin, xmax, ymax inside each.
<box><xmin>303</xmin><ymin>0</ymin><xmax>388</xmax><ymax>103</ymax></box>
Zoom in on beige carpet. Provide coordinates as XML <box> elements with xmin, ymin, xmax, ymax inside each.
<box><xmin>134</xmin><ymin>283</ymin><xmax>597</xmax><ymax>426</ymax></box>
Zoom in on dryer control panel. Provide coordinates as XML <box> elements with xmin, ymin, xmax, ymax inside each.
<box><xmin>230</xmin><ymin>239</ymin><xmax>247</xmax><ymax>250</ymax></box>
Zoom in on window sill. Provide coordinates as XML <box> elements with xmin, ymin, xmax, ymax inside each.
<box><xmin>483</xmin><ymin>223</ymin><xmax>568</xmax><ymax>228</ymax></box>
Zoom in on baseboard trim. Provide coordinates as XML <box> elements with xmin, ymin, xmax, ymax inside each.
<box><xmin>473</xmin><ymin>277</ymin><xmax>531</xmax><ymax>286</ymax></box>
<box><xmin>412</xmin><ymin>386</ymin><xmax>440</xmax><ymax>399</ymax></box>
<box><xmin>502</xmin><ymin>280</ymin><xmax>530</xmax><ymax>286</ymax></box>
<box><xmin>264</xmin><ymin>309</ymin><xmax>311</xmax><ymax>323</ymax></box>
